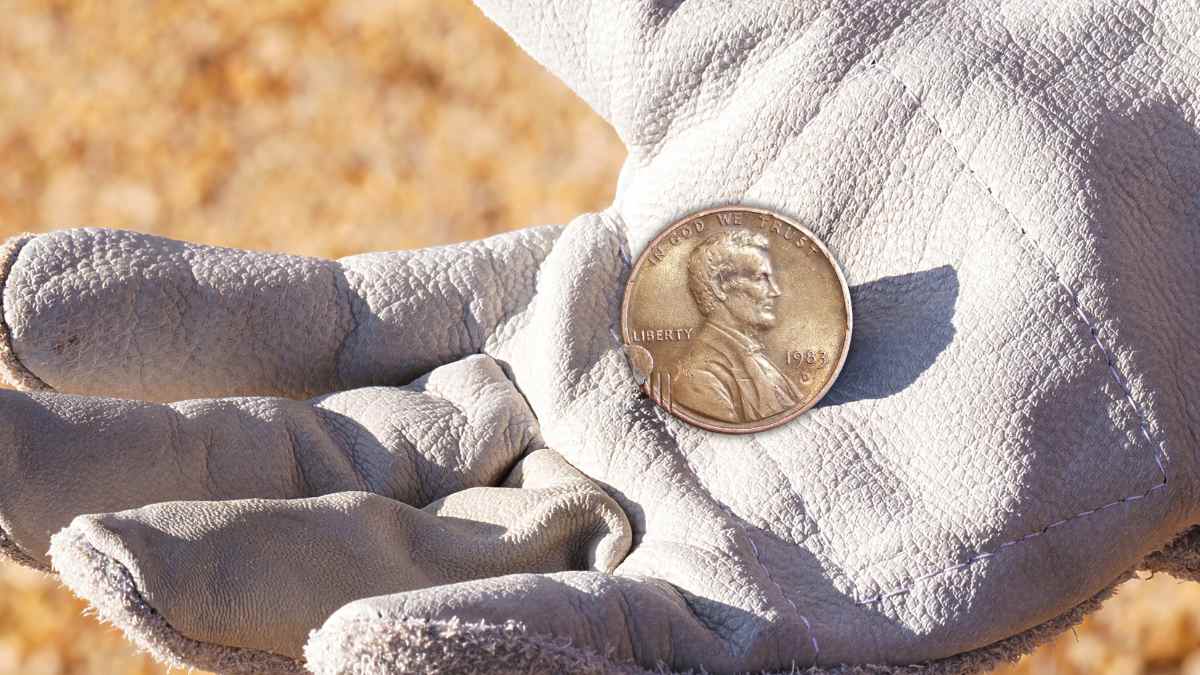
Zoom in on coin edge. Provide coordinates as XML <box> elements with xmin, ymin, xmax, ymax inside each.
<box><xmin>618</xmin><ymin>205</ymin><xmax>854</xmax><ymax>435</ymax></box>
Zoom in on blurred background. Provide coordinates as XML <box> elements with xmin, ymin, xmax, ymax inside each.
<box><xmin>0</xmin><ymin>1</ymin><xmax>1194</xmax><ymax>673</ymax></box>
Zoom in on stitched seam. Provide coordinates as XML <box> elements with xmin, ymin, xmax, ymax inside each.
<box><xmin>747</xmin><ymin>437</ymin><xmax>821</xmax><ymax>668</ymax></box>
<box><xmin>598</xmin><ymin>208</ymin><xmax>820</xmax><ymax>664</ymax></box>
<box><xmin>882</xmin><ymin>67</ymin><xmax>1171</xmax><ymax>480</ymax></box>
<box><xmin>640</xmin><ymin>6</ymin><xmax>832</xmax><ymax>161</ymax></box>
<box><xmin>329</xmin><ymin>261</ymin><xmax>360</xmax><ymax>393</ymax></box>
<box><xmin>856</xmin><ymin>67</ymin><xmax>1170</xmax><ymax>607</ymax></box>
<box><xmin>742</xmin><ymin>1</ymin><xmax>945</xmax><ymax>198</ymax></box>
<box><xmin>282</xmin><ymin>423</ymin><xmax>316</xmax><ymax>497</ymax></box>
<box><xmin>311</xmin><ymin>405</ymin><xmax>373</xmax><ymax>493</ymax></box>
<box><xmin>600</xmin><ymin>209</ymin><xmax>633</xmax><ymax>359</ymax></box>
<box><xmin>673</xmin><ymin>444</ymin><xmax>822</xmax><ymax>664</ymax></box>
<box><xmin>740</xmin><ymin>429</ymin><xmax>843</xmax><ymax>666</ymax></box>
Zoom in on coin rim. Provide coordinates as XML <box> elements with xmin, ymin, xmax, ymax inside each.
<box><xmin>620</xmin><ymin>206</ymin><xmax>854</xmax><ymax>434</ymax></box>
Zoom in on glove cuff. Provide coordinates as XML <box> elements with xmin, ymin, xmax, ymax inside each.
<box><xmin>1143</xmin><ymin>525</ymin><xmax>1200</xmax><ymax>581</ymax></box>
<box><xmin>305</xmin><ymin>615</ymin><xmax>651</xmax><ymax>675</ymax></box>
<box><xmin>303</xmin><ymin>568</ymin><xmax>1136</xmax><ymax>675</ymax></box>
<box><xmin>0</xmin><ymin>233</ymin><xmax>52</xmax><ymax>392</ymax></box>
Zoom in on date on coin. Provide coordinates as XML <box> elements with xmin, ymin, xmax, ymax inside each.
<box><xmin>621</xmin><ymin>207</ymin><xmax>852</xmax><ymax>434</ymax></box>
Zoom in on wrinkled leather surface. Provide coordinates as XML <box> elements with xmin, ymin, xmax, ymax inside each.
<box><xmin>1</xmin><ymin>1</ymin><xmax>1198</xmax><ymax>672</ymax></box>
<box><xmin>2</xmin><ymin>353</ymin><xmax>630</xmax><ymax>660</ymax></box>
<box><xmin>54</xmin><ymin>447</ymin><xmax>630</xmax><ymax>660</ymax></box>
<box><xmin>0</xmin><ymin>354</ymin><xmax>542</xmax><ymax>566</ymax></box>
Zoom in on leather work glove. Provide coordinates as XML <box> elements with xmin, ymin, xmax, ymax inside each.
<box><xmin>1</xmin><ymin>1</ymin><xmax>1198</xmax><ymax>673</ymax></box>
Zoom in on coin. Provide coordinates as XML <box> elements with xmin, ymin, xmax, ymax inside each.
<box><xmin>620</xmin><ymin>207</ymin><xmax>852</xmax><ymax>434</ymax></box>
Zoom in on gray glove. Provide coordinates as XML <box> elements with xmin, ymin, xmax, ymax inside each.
<box><xmin>1</xmin><ymin>1</ymin><xmax>1198</xmax><ymax>674</ymax></box>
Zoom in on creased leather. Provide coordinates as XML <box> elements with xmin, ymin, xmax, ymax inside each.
<box><xmin>0</xmin><ymin>355</ymin><xmax>540</xmax><ymax>568</ymax></box>
<box><xmin>48</xmin><ymin>447</ymin><xmax>630</xmax><ymax>661</ymax></box>
<box><xmin>0</xmin><ymin>1</ymin><xmax>1197</xmax><ymax>673</ymax></box>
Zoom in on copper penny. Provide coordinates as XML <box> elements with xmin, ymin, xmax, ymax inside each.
<box><xmin>621</xmin><ymin>207</ymin><xmax>852</xmax><ymax>434</ymax></box>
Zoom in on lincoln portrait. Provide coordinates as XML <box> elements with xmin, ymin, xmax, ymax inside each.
<box><xmin>671</xmin><ymin>229</ymin><xmax>802</xmax><ymax>423</ymax></box>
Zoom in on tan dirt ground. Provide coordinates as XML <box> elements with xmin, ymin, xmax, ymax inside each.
<box><xmin>0</xmin><ymin>1</ymin><xmax>1192</xmax><ymax>674</ymax></box>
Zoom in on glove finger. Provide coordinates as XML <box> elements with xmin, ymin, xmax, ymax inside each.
<box><xmin>48</xmin><ymin>453</ymin><xmax>630</xmax><ymax>675</ymax></box>
<box><xmin>473</xmin><ymin>2</ymin><xmax>829</xmax><ymax>154</ymax></box>
<box><xmin>0</xmin><ymin>223</ymin><xmax>562</xmax><ymax>401</ymax></box>
<box><xmin>306</xmin><ymin>570</ymin><xmax>748</xmax><ymax>675</ymax></box>
<box><xmin>0</xmin><ymin>354</ymin><xmax>537</xmax><ymax>569</ymax></box>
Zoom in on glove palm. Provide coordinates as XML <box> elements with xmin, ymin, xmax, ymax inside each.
<box><xmin>0</xmin><ymin>2</ymin><xmax>1197</xmax><ymax>674</ymax></box>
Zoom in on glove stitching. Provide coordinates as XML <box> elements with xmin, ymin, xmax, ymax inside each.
<box><xmin>595</xmin><ymin>208</ymin><xmax>824</xmax><ymax>664</ymax></box>
<box><xmin>599</xmin><ymin>207</ymin><xmax>635</xmax><ymax>353</ymax></box>
<box><xmin>593</xmin><ymin>212</ymin><xmax>779</xmax><ymax>653</ymax></box>
<box><xmin>408</xmin><ymin>378</ymin><xmax>477</xmax><ymax>501</ymax></box>
<box><xmin>312</xmin><ymin>406</ymin><xmax>374</xmax><ymax>494</ymax></box>
<box><xmin>668</xmin><ymin>431</ymin><xmax>822</xmax><ymax>665</ymax></box>
<box><xmin>854</xmin><ymin>66</ymin><xmax>1170</xmax><ymax>608</ymax></box>
<box><xmin>482</xmin><ymin>223</ymin><xmax>570</xmax><ymax>354</ymax></box>
<box><xmin>176</xmin><ymin>247</ymin><xmax>207</xmax><ymax>394</ymax></box>
<box><xmin>287</xmin><ymin>424</ymin><xmax>315</xmax><ymax>496</ymax></box>
<box><xmin>385</xmin><ymin>413</ymin><xmax>437</xmax><ymax>505</ymax></box>
<box><xmin>459</xmin><ymin>244</ymin><xmax>496</xmax><ymax>353</ymax></box>
<box><xmin>737</xmin><ymin>9</ymin><xmax>932</xmax><ymax>194</ymax></box>
<box><xmin>883</xmin><ymin>64</ymin><xmax>1172</xmax><ymax>482</ymax></box>
<box><xmin>329</xmin><ymin>262</ymin><xmax>360</xmax><ymax>393</ymax></box>
<box><xmin>745</xmin><ymin>432</ymin><xmax>826</xmax><ymax>668</ymax></box>
<box><xmin>635</xmin><ymin>6</ymin><xmax>813</xmax><ymax>161</ymax></box>
<box><xmin>594</xmin><ymin>207</ymin><xmax>632</xmax><ymax>269</ymax></box>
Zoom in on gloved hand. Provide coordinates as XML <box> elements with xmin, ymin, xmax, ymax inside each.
<box><xmin>1</xmin><ymin>1</ymin><xmax>1198</xmax><ymax>674</ymax></box>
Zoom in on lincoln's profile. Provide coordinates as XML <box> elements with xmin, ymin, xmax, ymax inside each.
<box><xmin>671</xmin><ymin>230</ymin><xmax>802</xmax><ymax>423</ymax></box>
